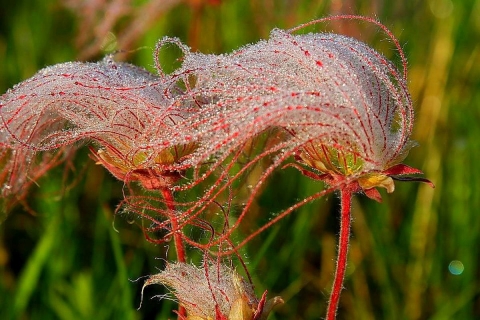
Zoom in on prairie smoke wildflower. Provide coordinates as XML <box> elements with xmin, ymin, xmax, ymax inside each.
<box><xmin>141</xmin><ymin>262</ymin><xmax>283</xmax><ymax>320</ymax></box>
<box><xmin>172</xmin><ymin>25</ymin><xmax>421</xmax><ymax>194</ymax></box>
<box><xmin>164</xmin><ymin>16</ymin><xmax>433</xmax><ymax>319</ymax></box>
<box><xmin>0</xmin><ymin>57</ymin><xmax>204</xmax><ymax>267</ymax></box>
<box><xmin>0</xmin><ymin>58</ymin><xmax>196</xmax><ymax>192</ymax></box>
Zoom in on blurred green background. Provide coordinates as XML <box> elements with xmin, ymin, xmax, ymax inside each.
<box><xmin>1</xmin><ymin>0</ymin><xmax>479</xmax><ymax>319</ymax></box>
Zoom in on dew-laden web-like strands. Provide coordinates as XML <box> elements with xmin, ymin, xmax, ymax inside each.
<box><xmin>0</xmin><ymin>58</ymin><xmax>205</xmax><ymax>218</ymax></box>
<box><xmin>173</xmin><ymin>29</ymin><xmax>413</xmax><ymax>172</ymax></box>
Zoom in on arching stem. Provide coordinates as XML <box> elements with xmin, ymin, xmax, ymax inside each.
<box><xmin>161</xmin><ymin>188</ymin><xmax>187</xmax><ymax>318</ymax></box>
<box><xmin>326</xmin><ymin>186</ymin><xmax>353</xmax><ymax>320</ymax></box>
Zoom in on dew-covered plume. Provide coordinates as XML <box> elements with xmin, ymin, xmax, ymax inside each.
<box><xmin>152</xmin><ymin>18</ymin><xmax>432</xmax><ymax>258</ymax></box>
<box><xmin>0</xmin><ymin>57</ymin><xmax>199</xmax><ymax>201</ymax></box>
<box><xmin>171</xmin><ymin>27</ymin><xmax>413</xmax><ymax>179</ymax></box>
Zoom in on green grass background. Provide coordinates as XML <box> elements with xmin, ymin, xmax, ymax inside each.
<box><xmin>1</xmin><ymin>0</ymin><xmax>479</xmax><ymax>319</ymax></box>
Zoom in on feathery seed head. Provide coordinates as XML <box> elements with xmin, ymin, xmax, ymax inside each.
<box><xmin>168</xmin><ymin>27</ymin><xmax>418</xmax><ymax>198</ymax></box>
<box><xmin>142</xmin><ymin>262</ymin><xmax>283</xmax><ymax>320</ymax></box>
<box><xmin>0</xmin><ymin>57</ymin><xmax>199</xmax><ymax>194</ymax></box>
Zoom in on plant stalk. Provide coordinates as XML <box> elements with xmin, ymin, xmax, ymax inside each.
<box><xmin>326</xmin><ymin>186</ymin><xmax>353</xmax><ymax>320</ymax></box>
<box><xmin>161</xmin><ymin>188</ymin><xmax>187</xmax><ymax>318</ymax></box>
<box><xmin>161</xmin><ymin>188</ymin><xmax>186</xmax><ymax>263</ymax></box>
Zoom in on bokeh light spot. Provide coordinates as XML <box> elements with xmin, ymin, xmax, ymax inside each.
<box><xmin>448</xmin><ymin>260</ymin><xmax>464</xmax><ymax>275</ymax></box>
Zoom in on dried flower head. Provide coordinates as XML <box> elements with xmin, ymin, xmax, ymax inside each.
<box><xmin>141</xmin><ymin>262</ymin><xmax>283</xmax><ymax>320</ymax></box>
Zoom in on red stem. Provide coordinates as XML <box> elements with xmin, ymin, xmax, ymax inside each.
<box><xmin>161</xmin><ymin>188</ymin><xmax>187</xmax><ymax>319</ymax></box>
<box><xmin>161</xmin><ymin>188</ymin><xmax>187</xmax><ymax>263</ymax></box>
<box><xmin>326</xmin><ymin>186</ymin><xmax>353</xmax><ymax>320</ymax></box>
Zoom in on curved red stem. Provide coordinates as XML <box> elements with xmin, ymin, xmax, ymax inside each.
<box><xmin>326</xmin><ymin>186</ymin><xmax>353</xmax><ymax>320</ymax></box>
<box><xmin>160</xmin><ymin>188</ymin><xmax>187</xmax><ymax>319</ymax></box>
<box><xmin>161</xmin><ymin>188</ymin><xmax>186</xmax><ymax>263</ymax></box>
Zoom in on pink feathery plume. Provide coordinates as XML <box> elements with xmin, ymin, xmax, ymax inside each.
<box><xmin>0</xmin><ymin>57</ymin><xmax>199</xmax><ymax>206</ymax></box>
<box><xmin>172</xmin><ymin>26</ymin><xmax>413</xmax><ymax>177</ymax></box>
<box><xmin>166</xmin><ymin>17</ymin><xmax>431</xmax><ymax>230</ymax></box>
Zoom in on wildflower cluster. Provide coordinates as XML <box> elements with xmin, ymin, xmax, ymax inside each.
<box><xmin>0</xmin><ymin>16</ymin><xmax>431</xmax><ymax>319</ymax></box>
